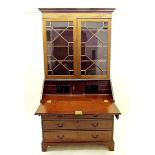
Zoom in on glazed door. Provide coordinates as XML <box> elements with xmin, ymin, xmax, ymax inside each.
<box><xmin>43</xmin><ymin>18</ymin><xmax>77</xmax><ymax>78</ymax></box>
<box><xmin>77</xmin><ymin>19</ymin><xmax>111</xmax><ymax>79</ymax></box>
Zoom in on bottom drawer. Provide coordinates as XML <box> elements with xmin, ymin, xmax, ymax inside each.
<box><xmin>43</xmin><ymin>130</ymin><xmax>112</xmax><ymax>142</ymax></box>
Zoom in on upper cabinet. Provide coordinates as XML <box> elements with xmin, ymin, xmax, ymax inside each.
<box><xmin>40</xmin><ymin>8</ymin><xmax>115</xmax><ymax>79</ymax></box>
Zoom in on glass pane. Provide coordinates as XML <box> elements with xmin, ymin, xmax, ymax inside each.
<box><xmin>81</xmin><ymin>71</ymin><xmax>86</xmax><ymax>75</ymax></box>
<box><xmin>86</xmin><ymin>64</ymin><xmax>103</xmax><ymax>75</ymax></box>
<box><xmin>52</xmin><ymin>47</ymin><xmax>68</xmax><ymax>60</ymax></box>
<box><xmin>69</xmin><ymin>46</ymin><xmax>73</xmax><ymax>55</ymax></box>
<box><xmin>70</xmin><ymin>71</ymin><xmax>74</xmax><ymax>74</ymax></box>
<box><xmin>81</xmin><ymin>55</ymin><xmax>90</xmax><ymax>61</ymax></box>
<box><xmin>52</xmin><ymin>36</ymin><xmax>68</xmax><ymax>46</ymax></box>
<box><xmin>81</xmin><ymin>21</ymin><xmax>108</xmax><ymax>75</ymax></box>
<box><xmin>81</xmin><ymin>22</ymin><xmax>86</xmax><ymax>27</ymax></box>
<box><xmin>48</xmin><ymin>61</ymin><xmax>59</xmax><ymax>70</ymax></box>
<box><xmin>85</xmin><ymin>22</ymin><xmax>103</xmax><ymax>29</ymax></box>
<box><xmin>61</xmin><ymin>27</ymin><xmax>73</xmax><ymax>42</ymax></box>
<box><xmin>46</xmin><ymin>29</ymin><xmax>60</xmax><ymax>42</ymax></box>
<box><xmin>47</xmin><ymin>55</ymin><xmax>56</xmax><ymax>60</ymax></box>
<box><xmin>95</xmin><ymin>30</ymin><xmax>108</xmax><ymax>43</ymax></box>
<box><xmin>51</xmin><ymin>30</ymin><xmax>59</xmax><ymax>41</ymax></box>
<box><xmin>46</xmin><ymin>30</ymin><xmax>51</xmax><ymax>41</ymax></box>
<box><xmin>54</xmin><ymin>29</ymin><xmax>64</xmax><ymax>34</ymax></box>
<box><xmin>46</xmin><ymin>21</ymin><xmax>74</xmax><ymax>75</ymax></box>
<box><xmin>46</xmin><ymin>21</ymin><xmax>51</xmax><ymax>27</ymax></box>
<box><xmin>95</xmin><ymin>61</ymin><xmax>107</xmax><ymax>71</ymax></box>
<box><xmin>65</xmin><ymin>56</ymin><xmax>73</xmax><ymax>60</ymax></box>
<box><xmin>47</xmin><ymin>46</ymin><xmax>53</xmax><ymax>55</ymax></box>
<box><xmin>86</xmin><ymin>36</ymin><xmax>103</xmax><ymax>46</ymax></box>
<box><xmin>81</xmin><ymin>47</ymin><xmax>85</xmax><ymax>55</ymax></box>
<box><xmin>51</xmin><ymin>22</ymin><xmax>68</xmax><ymax>28</ymax></box>
<box><xmin>84</xmin><ymin>47</ymin><xmax>108</xmax><ymax>60</ymax></box>
<box><xmin>48</xmin><ymin>71</ymin><xmax>53</xmax><ymax>75</ymax></box>
<box><xmin>53</xmin><ymin>64</ymin><xmax>69</xmax><ymax>75</ymax></box>
<box><xmin>81</xmin><ymin>29</ymin><xmax>93</xmax><ymax>42</ymax></box>
<box><xmin>81</xmin><ymin>61</ymin><xmax>93</xmax><ymax>70</ymax></box>
<box><xmin>104</xmin><ymin>22</ymin><xmax>108</xmax><ymax>27</ymax></box>
<box><xmin>69</xmin><ymin>22</ymin><xmax>73</xmax><ymax>27</ymax></box>
<box><xmin>62</xmin><ymin>62</ymin><xmax>73</xmax><ymax>70</ymax></box>
<box><xmin>69</xmin><ymin>43</ymin><xmax>73</xmax><ymax>47</ymax></box>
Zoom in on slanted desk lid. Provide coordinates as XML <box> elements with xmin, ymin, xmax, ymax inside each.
<box><xmin>35</xmin><ymin>95</ymin><xmax>121</xmax><ymax>119</ymax></box>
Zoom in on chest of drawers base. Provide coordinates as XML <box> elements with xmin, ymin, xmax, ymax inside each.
<box><xmin>41</xmin><ymin>114</ymin><xmax>114</xmax><ymax>151</ymax></box>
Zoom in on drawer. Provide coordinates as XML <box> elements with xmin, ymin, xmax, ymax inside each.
<box><xmin>43</xmin><ymin>130</ymin><xmax>112</xmax><ymax>142</ymax></box>
<box><xmin>77</xmin><ymin>120</ymin><xmax>113</xmax><ymax>130</ymax></box>
<box><xmin>43</xmin><ymin>119</ymin><xmax>113</xmax><ymax>130</ymax></box>
<box><xmin>42</xmin><ymin>114</ymin><xmax>113</xmax><ymax>120</ymax></box>
<box><xmin>43</xmin><ymin>120</ymin><xmax>77</xmax><ymax>129</ymax></box>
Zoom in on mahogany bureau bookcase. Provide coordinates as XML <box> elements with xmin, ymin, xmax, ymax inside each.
<box><xmin>35</xmin><ymin>8</ymin><xmax>121</xmax><ymax>152</ymax></box>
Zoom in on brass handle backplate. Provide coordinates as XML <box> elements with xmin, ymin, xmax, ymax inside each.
<box><xmin>75</xmin><ymin>110</ymin><xmax>83</xmax><ymax>116</ymax></box>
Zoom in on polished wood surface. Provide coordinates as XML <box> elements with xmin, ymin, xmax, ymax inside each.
<box><xmin>43</xmin><ymin>130</ymin><xmax>112</xmax><ymax>142</ymax></box>
<box><xmin>36</xmin><ymin>8</ymin><xmax>120</xmax><ymax>152</ymax></box>
<box><xmin>42</xmin><ymin>114</ymin><xmax>113</xmax><ymax>119</ymax></box>
<box><xmin>43</xmin><ymin>119</ymin><xmax>113</xmax><ymax>130</ymax></box>
<box><xmin>35</xmin><ymin>95</ymin><xmax>120</xmax><ymax>115</ymax></box>
<box><xmin>41</xmin><ymin>141</ymin><xmax>114</xmax><ymax>152</ymax></box>
<box><xmin>39</xmin><ymin>8</ymin><xmax>115</xmax><ymax>13</ymax></box>
<box><xmin>42</xmin><ymin>79</ymin><xmax>113</xmax><ymax>95</ymax></box>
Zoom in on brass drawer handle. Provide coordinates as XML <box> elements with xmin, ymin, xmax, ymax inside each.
<box><xmin>56</xmin><ymin>123</ymin><xmax>64</xmax><ymax>127</ymax></box>
<box><xmin>57</xmin><ymin>115</ymin><xmax>63</xmax><ymax>118</ymax></box>
<box><xmin>92</xmin><ymin>134</ymin><xmax>99</xmax><ymax>139</ymax></box>
<box><xmin>91</xmin><ymin>122</ymin><xmax>98</xmax><ymax>127</ymax></box>
<box><xmin>93</xmin><ymin>115</ymin><xmax>98</xmax><ymax>118</ymax></box>
<box><xmin>57</xmin><ymin>135</ymin><xmax>64</xmax><ymax>140</ymax></box>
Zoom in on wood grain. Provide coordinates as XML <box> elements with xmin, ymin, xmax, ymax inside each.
<box><xmin>36</xmin><ymin>8</ymin><xmax>120</xmax><ymax>152</ymax></box>
<box><xmin>43</xmin><ymin>119</ymin><xmax>113</xmax><ymax>130</ymax></box>
<box><xmin>39</xmin><ymin>8</ymin><xmax>115</xmax><ymax>13</ymax></box>
<box><xmin>35</xmin><ymin>95</ymin><xmax>120</xmax><ymax>115</ymax></box>
<box><xmin>43</xmin><ymin>130</ymin><xmax>112</xmax><ymax>142</ymax></box>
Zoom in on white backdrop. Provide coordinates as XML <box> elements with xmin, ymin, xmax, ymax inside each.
<box><xmin>0</xmin><ymin>0</ymin><xmax>155</xmax><ymax>155</ymax></box>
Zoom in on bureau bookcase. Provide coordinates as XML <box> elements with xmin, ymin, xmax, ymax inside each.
<box><xmin>35</xmin><ymin>8</ymin><xmax>121</xmax><ymax>152</ymax></box>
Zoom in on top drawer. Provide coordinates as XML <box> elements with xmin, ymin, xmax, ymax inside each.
<box><xmin>42</xmin><ymin>114</ymin><xmax>113</xmax><ymax>120</ymax></box>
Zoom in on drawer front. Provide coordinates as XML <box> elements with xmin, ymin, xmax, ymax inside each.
<box><xmin>42</xmin><ymin>114</ymin><xmax>113</xmax><ymax>120</ymax></box>
<box><xmin>43</xmin><ymin>120</ymin><xmax>113</xmax><ymax>130</ymax></box>
<box><xmin>77</xmin><ymin>120</ymin><xmax>113</xmax><ymax>130</ymax></box>
<box><xmin>43</xmin><ymin>130</ymin><xmax>112</xmax><ymax>142</ymax></box>
<box><xmin>43</xmin><ymin>120</ymin><xmax>77</xmax><ymax>129</ymax></box>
